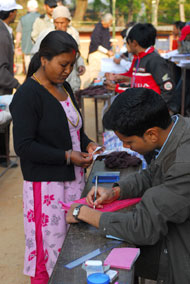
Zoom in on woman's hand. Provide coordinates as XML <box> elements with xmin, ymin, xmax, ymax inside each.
<box><xmin>86</xmin><ymin>186</ymin><xmax>119</xmax><ymax>208</ymax></box>
<box><xmin>86</xmin><ymin>142</ymin><xmax>105</xmax><ymax>155</ymax></box>
<box><xmin>70</xmin><ymin>151</ymin><xmax>93</xmax><ymax>168</ymax></box>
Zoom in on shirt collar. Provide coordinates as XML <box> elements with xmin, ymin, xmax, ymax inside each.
<box><xmin>2</xmin><ymin>21</ymin><xmax>12</xmax><ymax>35</ymax></box>
<box><xmin>155</xmin><ymin>115</ymin><xmax>179</xmax><ymax>159</ymax></box>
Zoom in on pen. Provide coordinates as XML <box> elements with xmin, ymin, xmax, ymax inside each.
<box><xmin>93</xmin><ymin>176</ymin><xmax>98</xmax><ymax>209</ymax></box>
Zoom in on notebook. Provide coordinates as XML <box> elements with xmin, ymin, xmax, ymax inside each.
<box><xmin>104</xmin><ymin>247</ymin><xmax>140</xmax><ymax>270</ymax></box>
<box><xmin>59</xmin><ymin>197</ymin><xmax>141</xmax><ymax>213</ymax></box>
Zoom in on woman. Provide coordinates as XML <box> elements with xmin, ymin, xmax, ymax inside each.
<box><xmin>10</xmin><ymin>30</ymin><xmax>99</xmax><ymax>284</ymax></box>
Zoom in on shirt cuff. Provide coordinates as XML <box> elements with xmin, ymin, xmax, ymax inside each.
<box><xmin>98</xmin><ymin>45</ymin><xmax>108</xmax><ymax>54</ymax></box>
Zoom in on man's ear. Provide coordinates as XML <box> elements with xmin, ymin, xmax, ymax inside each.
<box><xmin>132</xmin><ymin>40</ymin><xmax>138</xmax><ymax>48</ymax></box>
<box><xmin>144</xmin><ymin>127</ymin><xmax>159</xmax><ymax>143</ymax></box>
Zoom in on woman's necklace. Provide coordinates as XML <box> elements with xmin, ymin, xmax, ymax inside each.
<box><xmin>32</xmin><ymin>73</ymin><xmax>42</xmax><ymax>85</ymax></box>
<box><xmin>32</xmin><ymin>73</ymin><xmax>80</xmax><ymax>128</ymax></box>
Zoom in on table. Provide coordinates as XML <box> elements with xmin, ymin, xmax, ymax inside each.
<box><xmin>48</xmin><ymin>160</ymin><xmax>141</xmax><ymax>284</ymax></box>
<box><xmin>81</xmin><ymin>92</ymin><xmax>114</xmax><ymax>143</ymax></box>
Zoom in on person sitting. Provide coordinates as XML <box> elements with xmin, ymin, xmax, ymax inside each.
<box><xmin>10</xmin><ymin>30</ymin><xmax>100</xmax><ymax>284</ymax></box>
<box><xmin>88</xmin><ymin>13</ymin><xmax>114</xmax><ymax>82</ymax></box>
<box><xmin>66</xmin><ymin>87</ymin><xmax>190</xmax><ymax>284</ymax></box>
<box><xmin>104</xmin><ymin>23</ymin><xmax>174</xmax><ymax>106</ymax></box>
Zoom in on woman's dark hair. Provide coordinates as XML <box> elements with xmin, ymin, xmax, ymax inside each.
<box><xmin>39</xmin><ymin>30</ymin><xmax>79</xmax><ymax>61</ymax></box>
<box><xmin>26</xmin><ymin>52</ymin><xmax>41</xmax><ymax>79</ymax></box>
<box><xmin>103</xmin><ymin>88</ymin><xmax>172</xmax><ymax>137</ymax></box>
<box><xmin>26</xmin><ymin>30</ymin><xmax>79</xmax><ymax>78</ymax></box>
<box><xmin>127</xmin><ymin>23</ymin><xmax>157</xmax><ymax>48</ymax></box>
<box><xmin>0</xmin><ymin>10</ymin><xmax>15</xmax><ymax>20</ymax></box>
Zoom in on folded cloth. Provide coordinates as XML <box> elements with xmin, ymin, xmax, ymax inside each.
<box><xmin>104</xmin><ymin>151</ymin><xmax>142</xmax><ymax>169</ymax></box>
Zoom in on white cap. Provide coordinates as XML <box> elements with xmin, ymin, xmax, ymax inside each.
<box><xmin>0</xmin><ymin>0</ymin><xmax>22</xmax><ymax>11</ymax></box>
<box><xmin>27</xmin><ymin>0</ymin><xmax>38</xmax><ymax>10</ymax></box>
<box><xmin>52</xmin><ymin>6</ymin><xmax>71</xmax><ymax>21</ymax></box>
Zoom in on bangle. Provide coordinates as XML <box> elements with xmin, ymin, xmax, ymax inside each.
<box><xmin>66</xmin><ymin>149</ymin><xmax>72</xmax><ymax>165</ymax></box>
<box><xmin>112</xmin><ymin>187</ymin><xmax>120</xmax><ymax>200</ymax></box>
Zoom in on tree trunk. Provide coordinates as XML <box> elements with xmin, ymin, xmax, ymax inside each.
<box><xmin>179</xmin><ymin>0</ymin><xmax>186</xmax><ymax>22</ymax></box>
<box><xmin>151</xmin><ymin>0</ymin><xmax>160</xmax><ymax>27</ymax></box>
<box><xmin>73</xmin><ymin>0</ymin><xmax>88</xmax><ymax>21</ymax></box>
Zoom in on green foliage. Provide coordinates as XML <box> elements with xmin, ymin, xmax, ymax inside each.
<box><xmin>115</xmin><ymin>0</ymin><xmax>142</xmax><ymax>21</ymax></box>
<box><xmin>93</xmin><ymin>0</ymin><xmax>108</xmax><ymax>12</ymax></box>
<box><xmin>145</xmin><ymin>0</ymin><xmax>190</xmax><ymax>24</ymax></box>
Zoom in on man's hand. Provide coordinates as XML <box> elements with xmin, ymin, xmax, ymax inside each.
<box><xmin>66</xmin><ymin>203</ymin><xmax>102</xmax><ymax>228</ymax></box>
<box><xmin>66</xmin><ymin>203</ymin><xmax>81</xmax><ymax>224</ymax></box>
<box><xmin>105</xmin><ymin>72</ymin><xmax>117</xmax><ymax>81</ymax></box>
<box><xmin>104</xmin><ymin>79</ymin><xmax>116</xmax><ymax>91</ymax></box>
<box><xmin>86</xmin><ymin>186</ymin><xmax>120</xmax><ymax>208</ymax></box>
<box><xmin>107</xmin><ymin>50</ymin><xmax>114</xmax><ymax>57</ymax></box>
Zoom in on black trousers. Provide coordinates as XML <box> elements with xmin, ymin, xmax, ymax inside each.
<box><xmin>0</xmin><ymin>125</ymin><xmax>10</xmax><ymax>164</ymax></box>
<box><xmin>134</xmin><ymin>241</ymin><xmax>162</xmax><ymax>283</ymax></box>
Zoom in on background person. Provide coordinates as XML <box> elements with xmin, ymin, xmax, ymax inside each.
<box><xmin>10</xmin><ymin>30</ymin><xmax>99</xmax><ymax>284</ymax></box>
<box><xmin>31</xmin><ymin>5</ymin><xmax>86</xmax><ymax>94</ymax></box>
<box><xmin>172</xmin><ymin>20</ymin><xmax>186</xmax><ymax>50</ymax></box>
<box><xmin>0</xmin><ymin>0</ymin><xmax>22</xmax><ymax>167</ymax></box>
<box><xmin>104</xmin><ymin>23</ymin><xmax>174</xmax><ymax>107</ymax></box>
<box><xmin>67</xmin><ymin>88</ymin><xmax>190</xmax><ymax>284</ymax></box>
<box><xmin>88</xmin><ymin>13</ymin><xmax>114</xmax><ymax>82</ymax></box>
<box><xmin>31</xmin><ymin>0</ymin><xmax>57</xmax><ymax>43</ymax></box>
<box><xmin>15</xmin><ymin>0</ymin><xmax>40</xmax><ymax>72</ymax></box>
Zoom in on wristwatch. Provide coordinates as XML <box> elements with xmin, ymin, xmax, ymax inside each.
<box><xmin>72</xmin><ymin>204</ymin><xmax>84</xmax><ymax>221</ymax></box>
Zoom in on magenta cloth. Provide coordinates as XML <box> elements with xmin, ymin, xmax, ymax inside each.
<box><xmin>30</xmin><ymin>182</ymin><xmax>49</xmax><ymax>284</ymax></box>
<box><xmin>59</xmin><ymin>197</ymin><xmax>141</xmax><ymax>212</ymax></box>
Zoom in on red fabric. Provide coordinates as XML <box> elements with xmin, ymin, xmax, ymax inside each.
<box><xmin>30</xmin><ymin>182</ymin><xmax>49</xmax><ymax>284</ymax></box>
<box><xmin>172</xmin><ymin>39</ymin><xmax>178</xmax><ymax>50</ymax></box>
<box><xmin>115</xmin><ymin>47</ymin><xmax>161</xmax><ymax>95</ymax></box>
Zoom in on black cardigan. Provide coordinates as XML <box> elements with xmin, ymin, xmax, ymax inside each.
<box><xmin>10</xmin><ymin>78</ymin><xmax>92</xmax><ymax>181</ymax></box>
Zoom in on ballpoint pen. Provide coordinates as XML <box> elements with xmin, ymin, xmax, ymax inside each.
<box><xmin>93</xmin><ymin>175</ymin><xmax>98</xmax><ymax>209</ymax></box>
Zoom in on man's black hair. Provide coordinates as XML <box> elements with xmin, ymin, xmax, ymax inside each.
<box><xmin>103</xmin><ymin>88</ymin><xmax>172</xmax><ymax>137</ymax></box>
<box><xmin>0</xmin><ymin>10</ymin><xmax>15</xmax><ymax>20</ymax></box>
<box><xmin>174</xmin><ymin>21</ymin><xmax>186</xmax><ymax>30</ymax></box>
<box><xmin>127</xmin><ymin>23</ymin><xmax>156</xmax><ymax>48</ymax></box>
